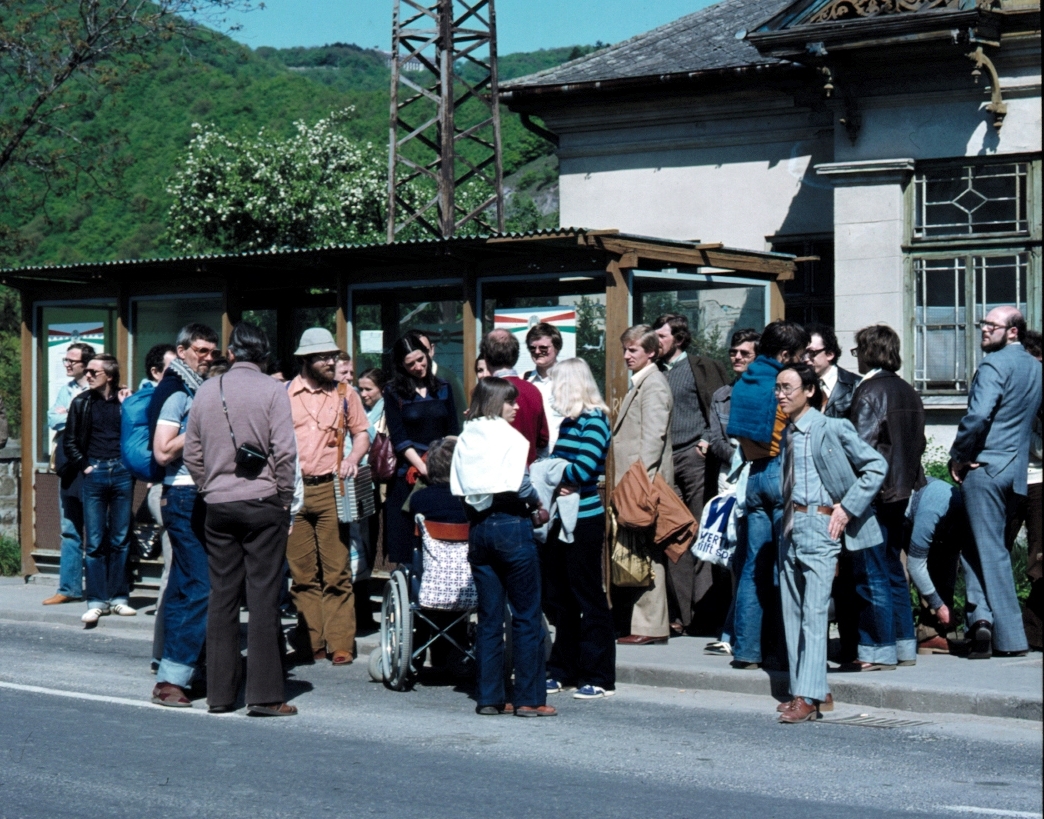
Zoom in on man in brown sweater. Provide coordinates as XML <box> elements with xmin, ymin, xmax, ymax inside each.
<box><xmin>184</xmin><ymin>322</ymin><xmax>299</xmax><ymax>716</ymax></box>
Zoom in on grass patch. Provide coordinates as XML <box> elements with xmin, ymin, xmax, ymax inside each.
<box><xmin>0</xmin><ymin>534</ymin><xmax>21</xmax><ymax>576</ymax></box>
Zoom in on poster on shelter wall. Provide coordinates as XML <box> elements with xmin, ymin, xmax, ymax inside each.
<box><xmin>493</xmin><ymin>306</ymin><xmax>575</xmax><ymax>377</ymax></box>
<box><xmin>48</xmin><ymin>323</ymin><xmax>106</xmax><ymax>421</ymax></box>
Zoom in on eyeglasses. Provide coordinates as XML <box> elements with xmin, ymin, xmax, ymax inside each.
<box><xmin>774</xmin><ymin>384</ymin><xmax>799</xmax><ymax>397</ymax></box>
<box><xmin>850</xmin><ymin>347</ymin><xmax>859</xmax><ymax>357</ymax></box>
<box><xmin>728</xmin><ymin>348</ymin><xmax>754</xmax><ymax>359</ymax></box>
<box><xmin>803</xmin><ymin>348</ymin><xmax>825</xmax><ymax>359</ymax></box>
<box><xmin>62</xmin><ymin>358</ymin><xmax>82</xmax><ymax>366</ymax></box>
<box><xmin>309</xmin><ymin>353</ymin><xmax>338</xmax><ymax>363</ymax></box>
<box><xmin>976</xmin><ymin>321</ymin><xmax>1006</xmax><ymax>332</ymax></box>
<box><xmin>527</xmin><ymin>345</ymin><xmax>554</xmax><ymax>355</ymax></box>
<box><xmin>85</xmin><ymin>368</ymin><xmax>104</xmax><ymax>377</ymax></box>
<box><xmin>190</xmin><ymin>345</ymin><xmax>218</xmax><ymax>358</ymax></box>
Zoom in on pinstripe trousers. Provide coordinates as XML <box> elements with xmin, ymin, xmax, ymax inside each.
<box><xmin>780</xmin><ymin>511</ymin><xmax>842</xmax><ymax>702</ymax></box>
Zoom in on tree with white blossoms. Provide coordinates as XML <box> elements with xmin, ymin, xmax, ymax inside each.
<box><xmin>167</xmin><ymin>109</ymin><xmax>392</xmax><ymax>252</ymax></box>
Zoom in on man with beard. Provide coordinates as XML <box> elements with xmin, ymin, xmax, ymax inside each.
<box><xmin>949</xmin><ymin>306</ymin><xmax>1042</xmax><ymax>659</ymax></box>
<box><xmin>149</xmin><ymin>323</ymin><xmax>219</xmax><ymax>707</ymax></box>
<box><xmin>286</xmin><ymin>328</ymin><xmax>370</xmax><ymax>666</ymax></box>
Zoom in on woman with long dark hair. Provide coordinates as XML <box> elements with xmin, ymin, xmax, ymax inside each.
<box><xmin>451</xmin><ymin>378</ymin><xmax>552</xmax><ymax>717</ymax></box>
<box><xmin>383</xmin><ymin>335</ymin><xmax>459</xmax><ymax>564</ymax></box>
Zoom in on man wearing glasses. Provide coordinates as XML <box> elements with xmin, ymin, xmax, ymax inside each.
<box><xmin>43</xmin><ymin>342</ymin><xmax>97</xmax><ymax>605</ymax></box>
<box><xmin>949</xmin><ymin>306</ymin><xmax>1042</xmax><ymax>659</ymax></box>
<box><xmin>524</xmin><ymin>322</ymin><xmax>565</xmax><ymax>454</ymax></box>
<box><xmin>149</xmin><ymin>323</ymin><xmax>219</xmax><ymax>707</ymax></box>
<box><xmin>803</xmin><ymin>323</ymin><xmax>861</xmax><ymax>420</ymax></box>
<box><xmin>285</xmin><ymin>328</ymin><xmax>370</xmax><ymax>667</ymax></box>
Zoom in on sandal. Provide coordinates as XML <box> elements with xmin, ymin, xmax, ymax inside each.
<box><xmin>331</xmin><ymin>650</ymin><xmax>353</xmax><ymax>666</ymax></box>
<box><xmin>515</xmin><ymin>705</ymin><xmax>557</xmax><ymax>717</ymax></box>
<box><xmin>151</xmin><ymin>683</ymin><xmax>191</xmax><ymax>708</ymax></box>
<box><xmin>247</xmin><ymin>702</ymin><xmax>298</xmax><ymax>717</ymax></box>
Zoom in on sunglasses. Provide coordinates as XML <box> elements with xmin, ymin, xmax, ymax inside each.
<box><xmin>728</xmin><ymin>348</ymin><xmax>754</xmax><ymax>359</ymax></box>
<box><xmin>62</xmin><ymin>357</ymin><xmax>83</xmax><ymax>366</ymax></box>
<box><xmin>528</xmin><ymin>345</ymin><xmax>554</xmax><ymax>355</ymax></box>
<box><xmin>85</xmin><ymin>368</ymin><xmax>106</xmax><ymax>377</ymax></box>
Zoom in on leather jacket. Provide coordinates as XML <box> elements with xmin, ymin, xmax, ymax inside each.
<box><xmin>850</xmin><ymin>371</ymin><xmax>927</xmax><ymax>504</ymax></box>
<box><xmin>823</xmin><ymin>367</ymin><xmax>861</xmax><ymax>420</ymax></box>
<box><xmin>59</xmin><ymin>389</ymin><xmax>102</xmax><ymax>486</ymax></box>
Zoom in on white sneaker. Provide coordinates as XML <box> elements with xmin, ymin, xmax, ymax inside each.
<box><xmin>81</xmin><ymin>607</ymin><xmax>108</xmax><ymax>624</ymax></box>
<box><xmin>111</xmin><ymin>604</ymin><xmax>137</xmax><ymax>616</ymax></box>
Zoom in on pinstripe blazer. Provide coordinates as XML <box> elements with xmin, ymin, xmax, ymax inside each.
<box><xmin>795</xmin><ymin>409</ymin><xmax>888</xmax><ymax>551</ymax></box>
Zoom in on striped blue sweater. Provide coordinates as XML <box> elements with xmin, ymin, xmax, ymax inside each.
<box><xmin>551</xmin><ymin>409</ymin><xmax>610</xmax><ymax>519</ymax></box>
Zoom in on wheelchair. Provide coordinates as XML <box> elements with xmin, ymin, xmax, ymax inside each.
<box><xmin>369</xmin><ymin>514</ymin><xmax>480</xmax><ymax>690</ymax></box>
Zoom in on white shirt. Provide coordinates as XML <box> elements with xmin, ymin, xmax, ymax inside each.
<box><xmin>819</xmin><ymin>365</ymin><xmax>838</xmax><ymax>401</ymax></box>
<box><xmin>526</xmin><ymin>369</ymin><xmax>563</xmax><ymax>456</ymax></box>
<box><xmin>630</xmin><ymin>362</ymin><xmax>657</xmax><ymax>388</ymax></box>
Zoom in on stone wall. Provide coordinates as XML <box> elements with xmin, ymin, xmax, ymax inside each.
<box><xmin>0</xmin><ymin>442</ymin><xmax>21</xmax><ymax>541</ymax></box>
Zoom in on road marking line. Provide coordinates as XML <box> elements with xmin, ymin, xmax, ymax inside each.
<box><xmin>937</xmin><ymin>807</ymin><xmax>1042</xmax><ymax>818</ymax></box>
<box><xmin>0</xmin><ymin>680</ymin><xmax>212</xmax><ymax>717</ymax></box>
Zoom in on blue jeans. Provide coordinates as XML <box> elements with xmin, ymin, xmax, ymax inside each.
<box><xmin>157</xmin><ymin>486</ymin><xmax>210</xmax><ymax>688</ymax></box>
<box><xmin>82</xmin><ymin>459</ymin><xmax>132</xmax><ymax>609</ymax></box>
<box><xmin>57</xmin><ymin>487</ymin><xmax>85</xmax><ymax>598</ymax></box>
<box><xmin>732</xmin><ymin>456</ymin><xmax>783</xmax><ymax>664</ymax></box>
<box><xmin>469</xmin><ymin>512</ymin><xmax>546</xmax><ymax>708</ymax></box>
<box><xmin>851</xmin><ymin>501</ymin><xmax>916</xmax><ymax>664</ymax></box>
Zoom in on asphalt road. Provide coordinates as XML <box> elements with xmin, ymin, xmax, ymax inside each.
<box><xmin>0</xmin><ymin>619</ymin><xmax>1041</xmax><ymax>819</ymax></box>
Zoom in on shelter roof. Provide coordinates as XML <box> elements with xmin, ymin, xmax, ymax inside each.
<box><xmin>0</xmin><ymin>228</ymin><xmax>795</xmax><ymax>289</ymax></box>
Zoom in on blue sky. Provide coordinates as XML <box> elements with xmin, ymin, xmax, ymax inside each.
<box><xmin>219</xmin><ymin>0</ymin><xmax>718</xmax><ymax>54</ymax></box>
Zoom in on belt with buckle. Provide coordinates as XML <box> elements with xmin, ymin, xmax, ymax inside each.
<box><xmin>794</xmin><ymin>503</ymin><xmax>833</xmax><ymax>516</ymax></box>
<box><xmin>302</xmin><ymin>473</ymin><xmax>335</xmax><ymax>486</ymax></box>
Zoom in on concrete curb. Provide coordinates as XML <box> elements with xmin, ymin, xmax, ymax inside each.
<box><xmin>4</xmin><ymin>603</ymin><xmax>1040</xmax><ymax>722</ymax></box>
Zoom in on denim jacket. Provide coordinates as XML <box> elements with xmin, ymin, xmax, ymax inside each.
<box><xmin>794</xmin><ymin>409</ymin><xmax>888</xmax><ymax>551</ymax></box>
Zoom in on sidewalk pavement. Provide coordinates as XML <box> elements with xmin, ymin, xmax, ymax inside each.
<box><xmin>4</xmin><ymin>576</ymin><xmax>1041</xmax><ymax>721</ymax></box>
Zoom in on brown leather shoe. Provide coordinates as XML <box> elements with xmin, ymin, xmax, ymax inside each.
<box><xmin>152</xmin><ymin>683</ymin><xmax>192</xmax><ymax>708</ymax></box>
<box><xmin>779</xmin><ymin>699</ymin><xmax>819</xmax><ymax>723</ymax></box>
<box><xmin>42</xmin><ymin>593</ymin><xmax>80</xmax><ymax>605</ymax></box>
<box><xmin>917</xmin><ymin>636</ymin><xmax>950</xmax><ymax>655</ymax></box>
<box><xmin>515</xmin><ymin>705</ymin><xmax>558</xmax><ymax>717</ymax></box>
<box><xmin>331</xmin><ymin>650</ymin><xmax>353</xmax><ymax>665</ymax></box>
<box><xmin>616</xmin><ymin>634</ymin><xmax>668</xmax><ymax>646</ymax></box>
<box><xmin>248</xmin><ymin>702</ymin><xmax>298</xmax><ymax>717</ymax></box>
<box><xmin>778</xmin><ymin>693</ymin><xmax>833</xmax><ymax>713</ymax></box>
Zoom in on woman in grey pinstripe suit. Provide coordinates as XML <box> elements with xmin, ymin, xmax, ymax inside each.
<box><xmin>774</xmin><ymin>364</ymin><xmax>887</xmax><ymax>724</ymax></box>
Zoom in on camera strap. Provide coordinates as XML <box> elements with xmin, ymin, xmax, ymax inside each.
<box><xmin>219</xmin><ymin>375</ymin><xmax>239</xmax><ymax>450</ymax></box>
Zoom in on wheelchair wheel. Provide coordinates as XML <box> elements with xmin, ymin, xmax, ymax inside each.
<box><xmin>381</xmin><ymin>568</ymin><xmax>413</xmax><ymax>690</ymax></box>
<box><xmin>367</xmin><ymin>647</ymin><xmax>384</xmax><ymax>682</ymax></box>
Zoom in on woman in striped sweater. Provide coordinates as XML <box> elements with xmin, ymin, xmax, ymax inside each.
<box><xmin>543</xmin><ymin>358</ymin><xmax>616</xmax><ymax>700</ymax></box>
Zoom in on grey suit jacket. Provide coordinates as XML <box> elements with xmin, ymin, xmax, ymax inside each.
<box><xmin>799</xmin><ymin>409</ymin><xmax>888</xmax><ymax>551</ymax></box>
<box><xmin>950</xmin><ymin>343</ymin><xmax>1043</xmax><ymax>495</ymax></box>
<box><xmin>612</xmin><ymin>366</ymin><xmax>675</xmax><ymax>487</ymax></box>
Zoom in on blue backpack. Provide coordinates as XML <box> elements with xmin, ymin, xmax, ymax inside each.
<box><xmin>121</xmin><ymin>383</ymin><xmax>164</xmax><ymax>482</ymax></box>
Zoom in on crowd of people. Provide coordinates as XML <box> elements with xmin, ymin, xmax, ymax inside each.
<box><xmin>40</xmin><ymin>304</ymin><xmax>1042</xmax><ymax>722</ymax></box>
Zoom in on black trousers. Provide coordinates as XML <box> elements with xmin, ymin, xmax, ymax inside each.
<box><xmin>545</xmin><ymin>517</ymin><xmax>616</xmax><ymax>689</ymax></box>
<box><xmin>204</xmin><ymin>496</ymin><xmax>288</xmax><ymax>708</ymax></box>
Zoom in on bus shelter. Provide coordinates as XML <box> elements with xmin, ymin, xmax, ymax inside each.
<box><xmin>1</xmin><ymin>228</ymin><xmax>795</xmax><ymax>576</ymax></box>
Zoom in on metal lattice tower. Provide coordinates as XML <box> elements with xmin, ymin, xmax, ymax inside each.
<box><xmin>387</xmin><ymin>0</ymin><xmax>505</xmax><ymax>241</ymax></box>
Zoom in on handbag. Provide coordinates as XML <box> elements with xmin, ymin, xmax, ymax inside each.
<box><xmin>690</xmin><ymin>491</ymin><xmax>738</xmax><ymax>568</ymax></box>
<box><xmin>219</xmin><ymin>375</ymin><xmax>269</xmax><ymax>478</ymax></box>
<box><xmin>369</xmin><ymin>431</ymin><xmax>397</xmax><ymax>481</ymax></box>
<box><xmin>416</xmin><ymin>515</ymin><xmax>477</xmax><ymax>611</ymax></box>
<box><xmin>609</xmin><ymin>511</ymin><xmax>652</xmax><ymax>588</ymax></box>
<box><xmin>130</xmin><ymin>522</ymin><xmax>163</xmax><ymax>561</ymax></box>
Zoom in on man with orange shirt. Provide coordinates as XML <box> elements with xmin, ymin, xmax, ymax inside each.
<box><xmin>286</xmin><ymin>328</ymin><xmax>370</xmax><ymax>666</ymax></box>
<box><xmin>726</xmin><ymin>321</ymin><xmax>810</xmax><ymax>670</ymax></box>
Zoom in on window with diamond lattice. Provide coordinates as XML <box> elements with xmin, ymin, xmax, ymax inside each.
<box><xmin>914</xmin><ymin>163</ymin><xmax>1028</xmax><ymax>239</ymax></box>
<box><xmin>908</xmin><ymin>161</ymin><xmax>1039</xmax><ymax>394</ymax></box>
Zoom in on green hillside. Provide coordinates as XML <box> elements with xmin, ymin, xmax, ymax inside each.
<box><xmin>4</xmin><ymin>33</ymin><xmax>589</xmax><ymax>267</ymax></box>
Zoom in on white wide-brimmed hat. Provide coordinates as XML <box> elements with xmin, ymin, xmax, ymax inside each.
<box><xmin>294</xmin><ymin>327</ymin><xmax>340</xmax><ymax>357</ymax></box>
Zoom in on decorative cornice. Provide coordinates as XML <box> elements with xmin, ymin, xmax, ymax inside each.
<box><xmin>807</xmin><ymin>0</ymin><xmax>965</xmax><ymax>25</ymax></box>
<box><xmin>815</xmin><ymin>158</ymin><xmax>915</xmax><ymax>182</ymax></box>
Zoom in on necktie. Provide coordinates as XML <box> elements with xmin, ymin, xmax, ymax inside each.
<box><xmin>819</xmin><ymin>378</ymin><xmax>830</xmax><ymax>402</ymax></box>
<box><xmin>781</xmin><ymin>423</ymin><xmax>795</xmax><ymax>539</ymax></box>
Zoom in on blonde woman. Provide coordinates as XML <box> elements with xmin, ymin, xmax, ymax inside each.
<box><xmin>543</xmin><ymin>358</ymin><xmax>615</xmax><ymax>699</ymax></box>
<box><xmin>613</xmin><ymin>324</ymin><xmax>674</xmax><ymax>646</ymax></box>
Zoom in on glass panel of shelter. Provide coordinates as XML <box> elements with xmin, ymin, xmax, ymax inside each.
<box><xmin>479</xmin><ymin>274</ymin><xmax>607</xmax><ymax>393</ymax></box>
<box><xmin>632</xmin><ymin>271</ymin><xmax>770</xmax><ymax>375</ymax></box>
<box><xmin>350</xmin><ymin>284</ymin><xmax>465</xmax><ymax>388</ymax></box>
<box><xmin>36</xmin><ymin>302</ymin><xmax>117</xmax><ymax>463</ymax></box>
<box><xmin>130</xmin><ymin>294</ymin><xmax>222</xmax><ymax>385</ymax></box>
